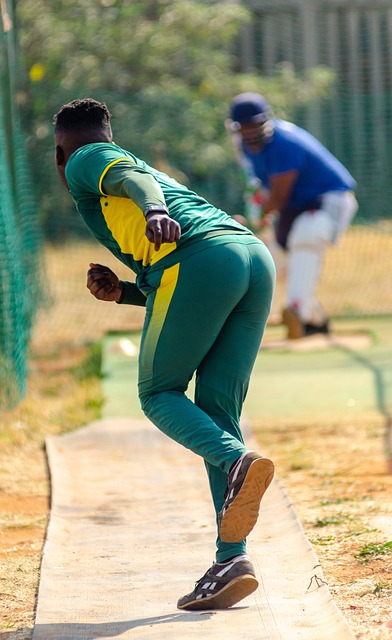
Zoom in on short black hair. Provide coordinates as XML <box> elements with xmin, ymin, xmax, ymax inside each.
<box><xmin>54</xmin><ymin>98</ymin><xmax>111</xmax><ymax>132</ymax></box>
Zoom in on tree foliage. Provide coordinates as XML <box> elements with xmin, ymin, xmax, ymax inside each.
<box><xmin>16</xmin><ymin>0</ymin><xmax>334</xmax><ymax>233</ymax></box>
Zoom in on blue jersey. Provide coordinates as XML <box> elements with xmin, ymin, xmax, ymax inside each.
<box><xmin>241</xmin><ymin>120</ymin><xmax>356</xmax><ymax>209</ymax></box>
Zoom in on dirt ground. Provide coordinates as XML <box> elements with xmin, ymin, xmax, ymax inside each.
<box><xmin>257</xmin><ymin>416</ymin><xmax>392</xmax><ymax>640</ymax></box>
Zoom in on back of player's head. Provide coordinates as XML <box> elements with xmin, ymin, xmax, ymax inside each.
<box><xmin>229</xmin><ymin>93</ymin><xmax>270</xmax><ymax>128</ymax></box>
<box><xmin>54</xmin><ymin>99</ymin><xmax>111</xmax><ymax>133</ymax></box>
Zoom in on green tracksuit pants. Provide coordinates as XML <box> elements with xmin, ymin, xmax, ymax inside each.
<box><xmin>138</xmin><ymin>235</ymin><xmax>276</xmax><ymax>562</ymax></box>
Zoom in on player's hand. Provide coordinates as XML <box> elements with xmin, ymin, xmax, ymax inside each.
<box><xmin>260</xmin><ymin>212</ymin><xmax>274</xmax><ymax>228</ymax></box>
<box><xmin>145</xmin><ymin>212</ymin><xmax>181</xmax><ymax>251</ymax></box>
<box><xmin>86</xmin><ymin>263</ymin><xmax>123</xmax><ymax>302</ymax></box>
<box><xmin>232</xmin><ymin>214</ymin><xmax>249</xmax><ymax>227</ymax></box>
<box><xmin>232</xmin><ymin>213</ymin><xmax>263</xmax><ymax>232</ymax></box>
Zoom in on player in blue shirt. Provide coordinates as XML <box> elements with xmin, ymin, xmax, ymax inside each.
<box><xmin>227</xmin><ymin>93</ymin><xmax>358</xmax><ymax>339</ymax></box>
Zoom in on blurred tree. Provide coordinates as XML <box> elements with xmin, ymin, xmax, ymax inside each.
<box><xmin>16</xmin><ymin>0</ymin><xmax>334</xmax><ymax>236</ymax></box>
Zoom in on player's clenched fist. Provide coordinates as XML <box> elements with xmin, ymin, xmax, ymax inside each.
<box><xmin>86</xmin><ymin>263</ymin><xmax>123</xmax><ymax>302</ymax></box>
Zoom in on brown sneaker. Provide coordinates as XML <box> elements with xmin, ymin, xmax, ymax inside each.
<box><xmin>177</xmin><ymin>555</ymin><xmax>258</xmax><ymax>610</ymax></box>
<box><xmin>218</xmin><ymin>451</ymin><xmax>274</xmax><ymax>543</ymax></box>
<box><xmin>282</xmin><ymin>306</ymin><xmax>304</xmax><ymax>340</ymax></box>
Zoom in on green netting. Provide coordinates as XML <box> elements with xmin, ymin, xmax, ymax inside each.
<box><xmin>0</xmin><ymin>85</ymin><xmax>26</xmax><ymax>407</ymax></box>
<box><xmin>234</xmin><ymin>1</ymin><xmax>392</xmax><ymax>319</ymax></box>
<box><xmin>236</xmin><ymin>1</ymin><xmax>392</xmax><ymax>223</ymax></box>
<box><xmin>0</xmin><ymin>3</ymin><xmax>45</xmax><ymax>409</ymax></box>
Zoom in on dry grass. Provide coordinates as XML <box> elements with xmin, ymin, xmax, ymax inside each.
<box><xmin>32</xmin><ymin>241</ymin><xmax>145</xmax><ymax>350</ymax></box>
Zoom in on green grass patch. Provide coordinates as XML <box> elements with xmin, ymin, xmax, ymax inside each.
<box><xmin>309</xmin><ymin>535</ymin><xmax>335</xmax><ymax>545</ymax></box>
<box><xmin>71</xmin><ymin>342</ymin><xmax>102</xmax><ymax>380</ymax></box>
<box><xmin>355</xmin><ymin>540</ymin><xmax>392</xmax><ymax>562</ymax></box>
<box><xmin>314</xmin><ymin>513</ymin><xmax>350</xmax><ymax>527</ymax></box>
<box><xmin>320</xmin><ymin>498</ymin><xmax>353</xmax><ymax>506</ymax></box>
<box><xmin>373</xmin><ymin>581</ymin><xmax>391</xmax><ymax>595</ymax></box>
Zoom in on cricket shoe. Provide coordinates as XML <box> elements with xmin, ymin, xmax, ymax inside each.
<box><xmin>304</xmin><ymin>320</ymin><xmax>330</xmax><ymax>337</ymax></box>
<box><xmin>177</xmin><ymin>555</ymin><xmax>258</xmax><ymax>610</ymax></box>
<box><xmin>218</xmin><ymin>451</ymin><xmax>274</xmax><ymax>543</ymax></box>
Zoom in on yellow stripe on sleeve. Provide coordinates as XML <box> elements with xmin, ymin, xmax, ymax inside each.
<box><xmin>98</xmin><ymin>157</ymin><xmax>135</xmax><ymax>195</ymax></box>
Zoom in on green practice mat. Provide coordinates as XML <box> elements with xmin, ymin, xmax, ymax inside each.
<box><xmin>102</xmin><ymin>333</ymin><xmax>141</xmax><ymax>418</ymax></box>
<box><xmin>101</xmin><ymin>318</ymin><xmax>392</xmax><ymax>426</ymax></box>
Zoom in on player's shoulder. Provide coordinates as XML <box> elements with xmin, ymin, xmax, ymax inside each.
<box><xmin>68</xmin><ymin>143</ymin><xmax>143</xmax><ymax>184</ymax></box>
<box><xmin>71</xmin><ymin>142</ymin><xmax>134</xmax><ymax>163</ymax></box>
<box><xmin>267</xmin><ymin>120</ymin><xmax>307</xmax><ymax>158</ymax></box>
<box><xmin>273</xmin><ymin>119</ymin><xmax>308</xmax><ymax>141</ymax></box>
<box><xmin>273</xmin><ymin>120</ymin><xmax>325</xmax><ymax>156</ymax></box>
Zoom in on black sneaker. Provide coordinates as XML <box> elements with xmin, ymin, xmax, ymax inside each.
<box><xmin>177</xmin><ymin>555</ymin><xmax>258</xmax><ymax>610</ymax></box>
<box><xmin>304</xmin><ymin>320</ymin><xmax>330</xmax><ymax>337</ymax></box>
<box><xmin>218</xmin><ymin>451</ymin><xmax>274</xmax><ymax>543</ymax></box>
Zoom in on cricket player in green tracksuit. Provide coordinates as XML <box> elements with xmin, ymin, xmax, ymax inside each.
<box><xmin>54</xmin><ymin>98</ymin><xmax>276</xmax><ymax>611</ymax></box>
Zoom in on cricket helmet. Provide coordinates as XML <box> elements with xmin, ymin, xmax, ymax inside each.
<box><xmin>229</xmin><ymin>93</ymin><xmax>270</xmax><ymax>127</ymax></box>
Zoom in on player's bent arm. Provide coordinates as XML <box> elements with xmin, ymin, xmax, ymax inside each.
<box><xmin>87</xmin><ymin>263</ymin><xmax>146</xmax><ymax>306</ymax></box>
<box><xmin>263</xmin><ymin>169</ymin><xmax>299</xmax><ymax>214</ymax></box>
<box><xmin>116</xmin><ymin>281</ymin><xmax>147</xmax><ymax>306</ymax></box>
<box><xmin>102</xmin><ymin>161</ymin><xmax>167</xmax><ymax>214</ymax></box>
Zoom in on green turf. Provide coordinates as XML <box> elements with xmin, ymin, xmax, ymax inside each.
<box><xmin>101</xmin><ymin>318</ymin><xmax>392</xmax><ymax>426</ymax></box>
<box><xmin>247</xmin><ymin>319</ymin><xmax>392</xmax><ymax>422</ymax></box>
<box><xmin>101</xmin><ymin>332</ymin><xmax>141</xmax><ymax>418</ymax></box>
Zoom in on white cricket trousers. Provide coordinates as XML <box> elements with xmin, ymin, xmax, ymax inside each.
<box><xmin>286</xmin><ymin>190</ymin><xmax>358</xmax><ymax>325</ymax></box>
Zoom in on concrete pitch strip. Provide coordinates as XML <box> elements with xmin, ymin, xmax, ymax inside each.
<box><xmin>33</xmin><ymin>336</ymin><xmax>354</xmax><ymax>640</ymax></box>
